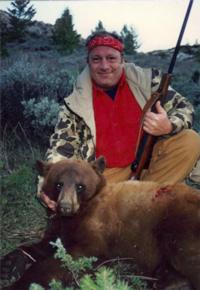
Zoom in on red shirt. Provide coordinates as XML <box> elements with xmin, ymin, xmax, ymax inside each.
<box><xmin>93</xmin><ymin>72</ymin><xmax>142</xmax><ymax>167</ymax></box>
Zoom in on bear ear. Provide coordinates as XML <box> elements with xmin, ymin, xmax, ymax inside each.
<box><xmin>36</xmin><ymin>160</ymin><xmax>52</xmax><ymax>177</ymax></box>
<box><xmin>91</xmin><ymin>156</ymin><xmax>106</xmax><ymax>174</ymax></box>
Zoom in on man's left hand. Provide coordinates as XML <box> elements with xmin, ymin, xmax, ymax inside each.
<box><xmin>143</xmin><ymin>101</ymin><xmax>172</xmax><ymax>136</ymax></box>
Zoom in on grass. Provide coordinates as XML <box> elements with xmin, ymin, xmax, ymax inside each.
<box><xmin>0</xmin><ymin>125</ymin><xmax>48</xmax><ymax>257</ymax></box>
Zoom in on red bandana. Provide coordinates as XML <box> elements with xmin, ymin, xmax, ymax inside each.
<box><xmin>87</xmin><ymin>36</ymin><xmax>124</xmax><ymax>52</ymax></box>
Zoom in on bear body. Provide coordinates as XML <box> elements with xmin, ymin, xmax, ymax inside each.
<box><xmin>3</xmin><ymin>157</ymin><xmax>200</xmax><ymax>290</ymax></box>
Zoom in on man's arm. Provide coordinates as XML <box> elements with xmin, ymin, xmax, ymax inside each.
<box><xmin>45</xmin><ymin>105</ymin><xmax>83</xmax><ymax>163</ymax></box>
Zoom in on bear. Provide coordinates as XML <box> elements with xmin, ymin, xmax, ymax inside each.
<box><xmin>1</xmin><ymin>156</ymin><xmax>200</xmax><ymax>290</ymax></box>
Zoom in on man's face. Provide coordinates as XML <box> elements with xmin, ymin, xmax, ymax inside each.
<box><xmin>88</xmin><ymin>46</ymin><xmax>124</xmax><ymax>89</ymax></box>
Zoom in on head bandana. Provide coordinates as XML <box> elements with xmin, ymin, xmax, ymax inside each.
<box><xmin>87</xmin><ymin>36</ymin><xmax>124</xmax><ymax>52</ymax></box>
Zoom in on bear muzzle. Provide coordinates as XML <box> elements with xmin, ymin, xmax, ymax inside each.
<box><xmin>58</xmin><ymin>200</ymin><xmax>80</xmax><ymax>216</ymax></box>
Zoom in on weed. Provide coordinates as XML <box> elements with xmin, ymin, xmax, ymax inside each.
<box><xmin>29</xmin><ymin>239</ymin><xmax>149</xmax><ymax>290</ymax></box>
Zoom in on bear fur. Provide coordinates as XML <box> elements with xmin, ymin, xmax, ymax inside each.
<box><xmin>2</xmin><ymin>157</ymin><xmax>200</xmax><ymax>290</ymax></box>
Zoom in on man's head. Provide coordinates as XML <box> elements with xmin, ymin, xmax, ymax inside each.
<box><xmin>86</xmin><ymin>31</ymin><xmax>125</xmax><ymax>89</ymax></box>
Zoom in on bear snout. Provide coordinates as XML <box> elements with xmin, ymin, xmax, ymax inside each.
<box><xmin>58</xmin><ymin>200</ymin><xmax>80</xmax><ymax>216</ymax></box>
<box><xmin>59</xmin><ymin>201</ymin><xmax>72</xmax><ymax>216</ymax></box>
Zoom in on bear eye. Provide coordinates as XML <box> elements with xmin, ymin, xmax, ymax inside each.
<box><xmin>55</xmin><ymin>182</ymin><xmax>63</xmax><ymax>192</ymax></box>
<box><xmin>75</xmin><ymin>183</ymin><xmax>85</xmax><ymax>194</ymax></box>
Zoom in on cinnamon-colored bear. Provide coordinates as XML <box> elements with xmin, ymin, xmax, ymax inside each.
<box><xmin>3</xmin><ymin>157</ymin><xmax>200</xmax><ymax>290</ymax></box>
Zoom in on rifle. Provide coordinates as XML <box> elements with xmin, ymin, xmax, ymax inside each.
<box><xmin>131</xmin><ymin>0</ymin><xmax>194</xmax><ymax>179</ymax></box>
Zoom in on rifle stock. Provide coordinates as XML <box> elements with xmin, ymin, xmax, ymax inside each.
<box><xmin>132</xmin><ymin>74</ymin><xmax>172</xmax><ymax>179</ymax></box>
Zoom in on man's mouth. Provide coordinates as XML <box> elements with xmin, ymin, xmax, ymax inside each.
<box><xmin>98</xmin><ymin>72</ymin><xmax>112</xmax><ymax>78</ymax></box>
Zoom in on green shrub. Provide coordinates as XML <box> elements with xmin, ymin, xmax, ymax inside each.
<box><xmin>1</xmin><ymin>55</ymin><xmax>74</xmax><ymax>130</ymax></box>
<box><xmin>79</xmin><ymin>267</ymin><xmax>132</xmax><ymax>290</ymax></box>
<box><xmin>29</xmin><ymin>239</ymin><xmax>148</xmax><ymax>290</ymax></box>
<box><xmin>21</xmin><ymin>97</ymin><xmax>60</xmax><ymax>141</ymax></box>
<box><xmin>51</xmin><ymin>239</ymin><xmax>97</xmax><ymax>280</ymax></box>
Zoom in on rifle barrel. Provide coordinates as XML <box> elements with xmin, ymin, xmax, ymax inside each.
<box><xmin>168</xmin><ymin>0</ymin><xmax>194</xmax><ymax>74</ymax></box>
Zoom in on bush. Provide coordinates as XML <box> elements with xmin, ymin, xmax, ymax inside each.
<box><xmin>1</xmin><ymin>54</ymin><xmax>75</xmax><ymax>130</ymax></box>
<box><xmin>30</xmin><ymin>239</ymin><xmax>148</xmax><ymax>290</ymax></box>
<box><xmin>21</xmin><ymin>97</ymin><xmax>60</xmax><ymax>141</ymax></box>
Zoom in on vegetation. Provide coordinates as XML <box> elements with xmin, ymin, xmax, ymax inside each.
<box><xmin>120</xmin><ymin>25</ymin><xmax>140</xmax><ymax>54</ymax></box>
<box><xmin>53</xmin><ymin>8</ymin><xmax>81</xmax><ymax>55</ymax></box>
<box><xmin>0</xmin><ymin>21</ymin><xmax>10</xmax><ymax>57</ymax></box>
<box><xmin>7</xmin><ymin>0</ymin><xmax>36</xmax><ymax>41</ymax></box>
<box><xmin>0</xmin><ymin>53</ymin><xmax>76</xmax><ymax>143</ymax></box>
<box><xmin>0</xmin><ymin>124</ymin><xmax>47</xmax><ymax>257</ymax></box>
<box><xmin>91</xmin><ymin>20</ymin><xmax>106</xmax><ymax>33</ymax></box>
<box><xmin>29</xmin><ymin>239</ymin><xmax>149</xmax><ymax>290</ymax></box>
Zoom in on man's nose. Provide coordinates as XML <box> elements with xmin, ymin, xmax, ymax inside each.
<box><xmin>100</xmin><ymin>58</ymin><xmax>110</xmax><ymax>69</ymax></box>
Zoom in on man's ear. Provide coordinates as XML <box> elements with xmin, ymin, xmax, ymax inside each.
<box><xmin>91</xmin><ymin>156</ymin><xmax>106</xmax><ymax>174</ymax></box>
<box><xmin>36</xmin><ymin>160</ymin><xmax>52</xmax><ymax>177</ymax></box>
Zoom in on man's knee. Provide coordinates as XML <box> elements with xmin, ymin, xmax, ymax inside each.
<box><xmin>177</xmin><ymin>129</ymin><xmax>200</xmax><ymax>157</ymax></box>
<box><xmin>163</xmin><ymin>129</ymin><xmax>200</xmax><ymax>159</ymax></box>
<box><xmin>179</xmin><ymin>129</ymin><xmax>200</xmax><ymax>146</ymax></box>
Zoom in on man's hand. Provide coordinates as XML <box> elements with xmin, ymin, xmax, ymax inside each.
<box><xmin>40</xmin><ymin>192</ymin><xmax>57</xmax><ymax>212</ymax></box>
<box><xmin>143</xmin><ymin>101</ymin><xmax>172</xmax><ymax>136</ymax></box>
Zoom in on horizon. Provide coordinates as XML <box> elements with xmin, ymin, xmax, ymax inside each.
<box><xmin>0</xmin><ymin>0</ymin><xmax>199</xmax><ymax>53</ymax></box>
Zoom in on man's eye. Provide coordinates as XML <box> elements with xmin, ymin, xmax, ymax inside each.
<box><xmin>107</xmin><ymin>56</ymin><xmax>117</xmax><ymax>62</ymax></box>
<box><xmin>55</xmin><ymin>182</ymin><xmax>63</xmax><ymax>192</ymax></box>
<box><xmin>92</xmin><ymin>57</ymin><xmax>100</xmax><ymax>63</ymax></box>
<box><xmin>76</xmin><ymin>183</ymin><xmax>85</xmax><ymax>193</ymax></box>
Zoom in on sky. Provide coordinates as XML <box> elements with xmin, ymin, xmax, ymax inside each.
<box><xmin>0</xmin><ymin>0</ymin><xmax>199</xmax><ymax>52</ymax></box>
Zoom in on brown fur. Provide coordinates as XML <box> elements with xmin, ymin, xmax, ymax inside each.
<box><xmin>5</xmin><ymin>157</ymin><xmax>200</xmax><ymax>289</ymax></box>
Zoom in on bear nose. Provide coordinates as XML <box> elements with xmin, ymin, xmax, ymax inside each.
<box><xmin>59</xmin><ymin>201</ymin><xmax>72</xmax><ymax>216</ymax></box>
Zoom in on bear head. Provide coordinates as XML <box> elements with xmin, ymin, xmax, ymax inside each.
<box><xmin>36</xmin><ymin>157</ymin><xmax>106</xmax><ymax>216</ymax></box>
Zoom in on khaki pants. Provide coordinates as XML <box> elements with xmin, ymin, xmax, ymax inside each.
<box><xmin>103</xmin><ymin>129</ymin><xmax>200</xmax><ymax>184</ymax></box>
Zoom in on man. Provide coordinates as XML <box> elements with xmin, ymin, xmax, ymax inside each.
<box><xmin>38</xmin><ymin>30</ymin><xmax>200</xmax><ymax>210</ymax></box>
